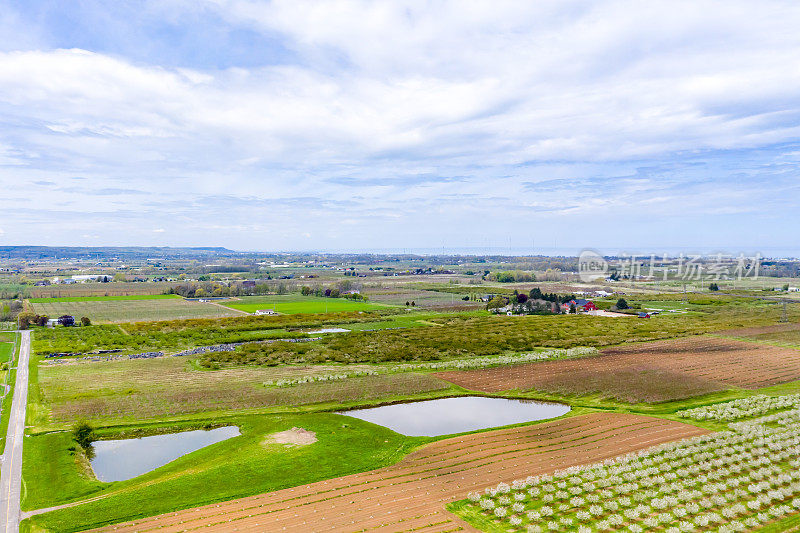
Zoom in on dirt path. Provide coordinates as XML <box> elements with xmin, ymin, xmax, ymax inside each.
<box><xmin>207</xmin><ymin>300</ymin><xmax>250</xmax><ymax>316</ymax></box>
<box><xmin>88</xmin><ymin>413</ymin><xmax>707</xmax><ymax>533</ymax></box>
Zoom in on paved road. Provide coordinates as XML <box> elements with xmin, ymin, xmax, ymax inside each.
<box><xmin>0</xmin><ymin>331</ymin><xmax>30</xmax><ymax>533</ymax></box>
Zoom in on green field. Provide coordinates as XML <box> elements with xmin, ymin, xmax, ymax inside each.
<box><xmin>28</xmin><ymin>297</ymin><xmax>243</xmax><ymax>324</ymax></box>
<box><xmin>0</xmin><ymin>339</ymin><xmax>13</xmax><ymax>363</ymax></box>
<box><xmin>33</xmin><ymin>354</ymin><xmax>452</xmax><ymax>426</ymax></box>
<box><xmin>0</xmin><ymin>334</ymin><xmax>15</xmax><ymax>454</ymax></box>
<box><xmin>221</xmin><ymin>295</ymin><xmax>388</xmax><ymax>314</ymax></box>
<box><xmin>23</xmin><ymin>413</ymin><xmax>428</xmax><ymax>532</ymax></box>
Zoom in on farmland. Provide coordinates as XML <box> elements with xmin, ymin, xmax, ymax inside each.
<box><xmin>33</xmin><ymin>413</ymin><xmax>705</xmax><ymax>533</ymax></box>
<box><xmin>198</xmin><ymin>303</ymin><xmax>799</xmax><ymax>366</ymax></box>
<box><xmin>28</xmin><ymin>295</ymin><xmax>243</xmax><ymax>323</ymax></box>
<box><xmin>15</xmin><ymin>284</ymin><xmax>800</xmax><ymax>533</ymax></box>
<box><xmin>454</xmin><ymin>395</ymin><xmax>800</xmax><ymax>533</ymax></box>
<box><xmin>716</xmin><ymin>322</ymin><xmax>800</xmax><ymax>347</ymax></box>
<box><xmin>28</xmin><ymin>281</ymin><xmax>179</xmax><ymax>299</ymax></box>
<box><xmin>34</xmin><ymin>355</ymin><xmax>453</xmax><ymax>425</ymax></box>
<box><xmin>435</xmin><ymin>337</ymin><xmax>800</xmax><ymax>402</ymax></box>
<box><xmin>219</xmin><ymin>294</ymin><xmax>388</xmax><ymax>314</ymax></box>
<box><xmin>30</xmin><ymin>310</ymin><xmax>393</xmax><ymax>355</ymax></box>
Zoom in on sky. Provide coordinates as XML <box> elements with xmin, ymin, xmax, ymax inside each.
<box><xmin>1</xmin><ymin>0</ymin><xmax>800</xmax><ymax>255</ymax></box>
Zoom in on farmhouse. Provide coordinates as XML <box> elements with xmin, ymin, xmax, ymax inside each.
<box><xmin>561</xmin><ymin>299</ymin><xmax>597</xmax><ymax>312</ymax></box>
<box><xmin>638</xmin><ymin>312</ymin><xmax>651</xmax><ymax>318</ymax></box>
<box><xmin>574</xmin><ymin>299</ymin><xmax>597</xmax><ymax>311</ymax></box>
<box><xmin>254</xmin><ymin>309</ymin><xmax>278</xmax><ymax>316</ymax></box>
<box><xmin>71</xmin><ymin>274</ymin><xmax>113</xmax><ymax>282</ymax></box>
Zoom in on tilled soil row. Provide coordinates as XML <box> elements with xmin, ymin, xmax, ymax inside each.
<box><xmin>436</xmin><ymin>337</ymin><xmax>800</xmax><ymax>394</ymax></box>
<box><xmin>91</xmin><ymin>413</ymin><xmax>706</xmax><ymax>533</ymax></box>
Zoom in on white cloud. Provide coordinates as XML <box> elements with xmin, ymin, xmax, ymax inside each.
<box><xmin>1</xmin><ymin>1</ymin><xmax>800</xmax><ymax>250</ymax></box>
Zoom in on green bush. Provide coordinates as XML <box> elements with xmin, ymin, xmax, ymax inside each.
<box><xmin>72</xmin><ymin>421</ymin><xmax>96</xmax><ymax>450</ymax></box>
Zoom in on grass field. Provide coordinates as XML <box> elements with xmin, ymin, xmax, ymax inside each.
<box><xmin>220</xmin><ymin>294</ymin><xmax>388</xmax><ymax>314</ymax></box>
<box><xmin>0</xmin><ymin>339</ymin><xmax>13</xmax><ymax>363</ymax></box>
<box><xmin>28</xmin><ymin>297</ymin><xmax>243</xmax><ymax>324</ymax></box>
<box><xmin>0</xmin><ymin>334</ymin><xmax>16</xmax><ymax>454</ymax></box>
<box><xmin>22</xmin><ymin>413</ymin><xmax>428</xmax><ymax>532</ymax></box>
<box><xmin>34</xmin><ymin>356</ymin><xmax>454</xmax><ymax>426</ymax></box>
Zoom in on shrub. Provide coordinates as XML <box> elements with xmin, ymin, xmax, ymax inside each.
<box><xmin>72</xmin><ymin>421</ymin><xmax>96</xmax><ymax>450</ymax></box>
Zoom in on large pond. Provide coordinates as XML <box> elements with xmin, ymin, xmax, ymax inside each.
<box><xmin>90</xmin><ymin>426</ymin><xmax>240</xmax><ymax>482</ymax></box>
<box><xmin>340</xmin><ymin>396</ymin><xmax>570</xmax><ymax>437</ymax></box>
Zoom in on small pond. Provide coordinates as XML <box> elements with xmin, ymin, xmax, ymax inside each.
<box><xmin>90</xmin><ymin>426</ymin><xmax>240</xmax><ymax>482</ymax></box>
<box><xmin>340</xmin><ymin>396</ymin><xmax>570</xmax><ymax>437</ymax></box>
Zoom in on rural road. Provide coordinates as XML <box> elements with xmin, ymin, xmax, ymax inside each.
<box><xmin>0</xmin><ymin>330</ymin><xmax>30</xmax><ymax>533</ymax></box>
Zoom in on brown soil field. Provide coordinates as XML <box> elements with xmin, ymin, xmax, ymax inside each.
<box><xmin>90</xmin><ymin>413</ymin><xmax>706</xmax><ymax>533</ymax></box>
<box><xmin>435</xmin><ymin>337</ymin><xmax>800</xmax><ymax>401</ymax></box>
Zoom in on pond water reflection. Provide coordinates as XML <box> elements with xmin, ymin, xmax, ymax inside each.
<box><xmin>90</xmin><ymin>426</ymin><xmax>240</xmax><ymax>482</ymax></box>
<box><xmin>340</xmin><ymin>396</ymin><xmax>570</xmax><ymax>437</ymax></box>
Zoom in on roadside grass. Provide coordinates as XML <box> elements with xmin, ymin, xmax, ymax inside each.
<box><xmin>0</xmin><ymin>339</ymin><xmax>13</xmax><ymax>363</ymax></box>
<box><xmin>28</xmin><ymin>298</ymin><xmax>241</xmax><ymax>324</ymax></box>
<box><xmin>220</xmin><ymin>294</ymin><xmax>388</xmax><ymax>314</ymax></box>
<box><xmin>0</xmin><ymin>333</ymin><xmax>17</xmax><ymax>453</ymax></box>
<box><xmin>22</xmin><ymin>413</ymin><xmax>430</xmax><ymax>532</ymax></box>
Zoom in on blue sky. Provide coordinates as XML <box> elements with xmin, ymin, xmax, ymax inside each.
<box><xmin>1</xmin><ymin>0</ymin><xmax>800</xmax><ymax>255</ymax></box>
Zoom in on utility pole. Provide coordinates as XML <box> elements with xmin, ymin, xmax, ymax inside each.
<box><xmin>781</xmin><ymin>301</ymin><xmax>788</xmax><ymax>323</ymax></box>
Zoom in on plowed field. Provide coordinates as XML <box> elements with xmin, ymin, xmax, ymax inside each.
<box><xmin>89</xmin><ymin>413</ymin><xmax>706</xmax><ymax>533</ymax></box>
<box><xmin>435</xmin><ymin>337</ymin><xmax>800</xmax><ymax>401</ymax></box>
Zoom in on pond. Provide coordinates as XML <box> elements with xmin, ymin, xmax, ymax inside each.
<box><xmin>340</xmin><ymin>396</ymin><xmax>570</xmax><ymax>436</ymax></box>
<box><xmin>90</xmin><ymin>426</ymin><xmax>240</xmax><ymax>482</ymax></box>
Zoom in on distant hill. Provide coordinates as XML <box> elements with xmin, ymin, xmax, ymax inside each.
<box><xmin>0</xmin><ymin>246</ymin><xmax>241</xmax><ymax>260</ymax></box>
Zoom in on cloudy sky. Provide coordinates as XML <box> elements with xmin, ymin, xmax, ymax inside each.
<box><xmin>2</xmin><ymin>1</ymin><xmax>800</xmax><ymax>254</ymax></box>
